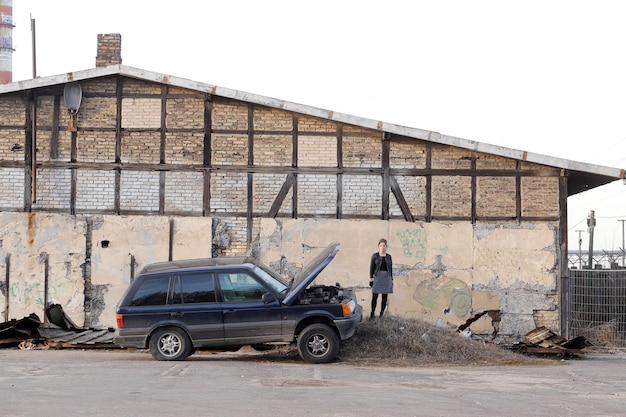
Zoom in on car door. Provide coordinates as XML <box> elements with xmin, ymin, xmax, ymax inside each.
<box><xmin>170</xmin><ymin>272</ymin><xmax>224</xmax><ymax>346</ymax></box>
<box><xmin>217</xmin><ymin>270</ymin><xmax>284</xmax><ymax>344</ymax></box>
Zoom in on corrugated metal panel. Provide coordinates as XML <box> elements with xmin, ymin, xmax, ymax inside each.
<box><xmin>38</xmin><ymin>324</ymin><xmax>115</xmax><ymax>345</ymax></box>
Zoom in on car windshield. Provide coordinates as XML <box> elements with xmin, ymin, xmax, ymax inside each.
<box><xmin>253</xmin><ymin>264</ymin><xmax>289</xmax><ymax>294</ymax></box>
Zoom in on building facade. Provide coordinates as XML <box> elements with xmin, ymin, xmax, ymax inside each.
<box><xmin>0</xmin><ymin>35</ymin><xmax>623</xmax><ymax>341</ymax></box>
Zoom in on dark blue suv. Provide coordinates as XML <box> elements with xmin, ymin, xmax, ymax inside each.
<box><xmin>114</xmin><ymin>243</ymin><xmax>362</xmax><ymax>363</ymax></box>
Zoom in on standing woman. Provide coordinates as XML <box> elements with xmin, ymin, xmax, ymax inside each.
<box><xmin>369</xmin><ymin>238</ymin><xmax>393</xmax><ymax>318</ymax></box>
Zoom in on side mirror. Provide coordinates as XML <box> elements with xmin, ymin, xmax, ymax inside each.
<box><xmin>262</xmin><ymin>293</ymin><xmax>276</xmax><ymax>304</ymax></box>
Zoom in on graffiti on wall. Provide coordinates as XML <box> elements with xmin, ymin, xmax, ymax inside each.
<box><xmin>9</xmin><ymin>281</ymin><xmax>56</xmax><ymax>308</ymax></box>
<box><xmin>396</xmin><ymin>228</ymin><xmax>448</xmax><ymax>260</ymax></box>
<box><xmin>397</xmin><ymin>229</ymin><xmax>426</xmax><ymax>259</ymax></box>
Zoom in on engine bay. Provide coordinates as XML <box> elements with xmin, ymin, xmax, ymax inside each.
<box><xmin>298</xmin><ymin>284</ymin><xmax>352</xmax><ymax>305</ymax></box>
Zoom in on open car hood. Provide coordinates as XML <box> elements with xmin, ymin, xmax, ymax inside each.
<box><xmin>282</xmin><ymin>242</ymin><xmax>340</xmax><ymax>306</ymax></box>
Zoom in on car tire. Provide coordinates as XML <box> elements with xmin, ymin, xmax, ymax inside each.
<box><xmin>149</xmin><ymin>327</ymin><xmax>192</xmax><ymax>361</ymax></box>
<box><xmin>297</xmin><ymin>324</ymin><xmax>340</xmax><ymax>364</ymax></box>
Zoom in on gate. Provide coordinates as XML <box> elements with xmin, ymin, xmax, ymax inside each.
<box><xmin>568</xmin><ymin>269</ymin><xmax>626</xmax><ymax>349</ymax></box>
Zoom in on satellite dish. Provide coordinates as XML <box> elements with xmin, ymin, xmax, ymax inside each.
<box><xmin>63</xmin><ymin>82</ymin><xmax>82</xmax><ymax>114</ymax></box>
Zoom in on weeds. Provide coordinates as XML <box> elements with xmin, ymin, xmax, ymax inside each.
<box><xmin>337</xmin><ymin>315</ymin><xmax>533</xmax><ymax>366</ymax></box>
<box><xmin>258</xmin><ymin>315</ymin><xmax>540</xmax><ymax>366</ymax></box>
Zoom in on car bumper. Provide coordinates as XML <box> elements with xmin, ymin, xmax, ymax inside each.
<box><xmin>113</xmin><ymin>330</ymin><xmax>148</xmax><ymax>349</ymax></box>
<box><xmin>334</xmin><ymin>304</ymin><xmax>363</xmax><ymax>340</ymax></box>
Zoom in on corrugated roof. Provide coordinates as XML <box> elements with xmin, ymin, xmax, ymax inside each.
<box><xmin>1</xmin><ymin>64</ymin><xmax>624</xmax><ymax>195</ymax></box>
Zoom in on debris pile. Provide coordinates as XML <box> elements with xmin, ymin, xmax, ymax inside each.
<box><xmin>0</xmin><ymin>304</ymin><xmax>115</xmax><ymax>349</ymax></box>
<box><xmin>0</xmin><ymin>313</ymin><xmax>42</xmax><ymax>347</ymax></box>
<box><xmin>511</xmin><ymin>326</ymin><xmax>591</xmax><ymax>358</ymax></box>
<box><xmin>456</xmin><ymin>310</ymin><xmax>591</xmax><ymax>358</ymax></box>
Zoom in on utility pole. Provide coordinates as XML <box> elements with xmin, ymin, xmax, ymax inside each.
<box><xmin>587</xmin><ymin>210</ymin><xmax>595</xmax><ymax>269</ymax></box>
<box><xmin>575</xmin><ymin>230</ymin><xmax>584</xmax><ymax>270</ymax></box>
<box><xmin>618</xmin><ymin>220</ymin><xmax>626</xmax><ymax>267</ymax></box>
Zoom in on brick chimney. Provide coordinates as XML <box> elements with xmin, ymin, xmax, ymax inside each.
<box><xmin>96</xmin><ymin>33</ymin><xmax>122</xmax><ymax>67</ymax></box>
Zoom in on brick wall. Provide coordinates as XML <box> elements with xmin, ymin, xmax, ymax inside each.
<box><xmin>120</xmin><ymin>171</ymin><xmax>160</xmax><ymax>211</ymax></box>
<box><xmin>0</xmin><ymin>168</ymin><xmax>23</xmax><ymax>208</ymax></box>
<box><xmin>0</xmin><ymin>77</ymin><xmax>564</xmax><ymax>225</ymax></box>
<box><xmin>390</xmin><ymin>139</ymin><xmax>427</xmax><ymax>168</ymax></box>
<box><xmin>78</xmin><ymin>131</ymin><xmax>116</xmax><ymax>162</ymax></box>
<box><xmin>298</xmin><ymin>115</ymin><xmax>336</xmax><ymax>132</ymax></box>
<box><xmin>164</xmin><ymin>171</ymin><xmax>203</xmax><ymax>213</ymax></box>
<box><xmin>165</xmin><ymin>132</ymin><xmax>204</xmax><ymax>164</ymax></box>
<box><xmin>0</xmin><ymin>128</ymin><xmax>23</xmax><ymax>161</ymax></box>
<box><xmin>298</xmin><ymin>174</ymin><xmax>337</xmax><ymax>216</ymax></box>
<box><xmin>254</xmin><ymin>135</ymin><xmax>292</xmax><ymax>166</ymax></box>
<box><xmin>390</xmin><ymin>175</ymin><xmax>427</xmax><ymax>217</ymax></box>
<box><xmin>210</xmin><ymin>172</ymin><xmax>247</xmax><ymax>213</ymax></box>
<box><xmin>0</xmin><ymin>95</ymin><xmax>24</xmax><ymax>126</ymax></box>
<box><xmin>122</xmin><ymin>98</ymin><xmax>161</xmax><ymax>128</ymax></box>
<box><xmin>299</xmin><ymin>136</ymin><xmax>336</xmax><ymax>167</ymax></box>
<box><xmin>254</xmin><ymin>107</ymin><xmax>292</xmax><ymax>130</ymax></box>
<box><xmin>477</xmin><ymin>176</ymin><xmax>517</xmax><ymax>217</ymax></box>
<box><xmin>121</xmin><ymin>131</ymin><xmax>161</xmax><ymax>163</ymax></box>
<box><xmin>35</xmin><ymin>169</ymin><xmax>71</xmax><ymax>209</ymax></box>
<box><xmin>213</xmin><ymin>101</ymin><xmax>248</xmax><ymax>130</ymax></box>
<box><xmin>253</xmin><ymin>173</ymin><xmax>292</xmax><ymax>214</ymax></box>
<box><xmin>343</xmin><ymin>135</ymin><xmax>380</xmax><ymax>168</ymax></box>
<box><xmin>167</xmin><ymin>97</ymin><xmax>204</xmax><ymax>129</ymax></box>
<box><xmin>432</xmin><ymin>144</ymin><xmax>473</xmax><ymax>169</ymax></box>
<box><xmin>76</xmin><ymin>171</ymin><xmax>116</xmax><ymax>211</ymax></box>
<box><xmin>342</xmin><ymin>175</ymin><xmax>381</xmax><ymax>216</ymax></box>
<box><xmin>432</xmin><ymin>176</ymin><xmax>472</xmax><ymax>217</ymax></box>
<box><xmin>522</xmin><ymin>177</ymin><xmax>560</xmax><ymax>217</ymax></box>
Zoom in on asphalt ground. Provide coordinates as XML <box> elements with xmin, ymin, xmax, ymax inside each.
<box><xmin>1</xmin><ymin>347</ymin><xmax>625</xmax><ymax>417</ymax></box>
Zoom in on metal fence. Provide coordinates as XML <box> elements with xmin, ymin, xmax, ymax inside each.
<box><xmin>569</xmin><ymin>269</ymin><xmax>626</xmax><ymax>349</ymax></box>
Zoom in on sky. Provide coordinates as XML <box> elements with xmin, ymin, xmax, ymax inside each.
<box><xmin>7</xmin><ymin>0</ymin><xmax>626</xmax><ymax>260</ymax></box>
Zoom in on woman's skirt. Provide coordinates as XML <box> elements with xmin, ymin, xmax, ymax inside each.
<box><xmin>372</xmin><ymin>270</ymin><xmax>393</xmax><ymax>294</ymax></box>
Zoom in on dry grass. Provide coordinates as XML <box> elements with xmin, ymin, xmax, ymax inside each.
<box><xmin>337</xmin><ymin>315</ymin><xmax>538</xmax><ymax>366</ymax></box>
<box><xmin>257</xmin><ymin>315</ymin><xmax>547</xmax><ymax>366</ymax></box>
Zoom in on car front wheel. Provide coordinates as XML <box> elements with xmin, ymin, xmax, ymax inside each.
<box><xmin>297</xmin><ymin>324</ymin><xmax>340</xmax><ymax>364</ymax></box>
<box><xmin>149</xmin><ymin>327</ymin><xmax>192</xmax><ymax>361</ymax></box>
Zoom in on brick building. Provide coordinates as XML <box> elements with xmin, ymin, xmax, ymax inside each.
<box><xmin>0</xmin><ymin>34</ymin><xmax>624</xmax><ymax>340</ymax></box>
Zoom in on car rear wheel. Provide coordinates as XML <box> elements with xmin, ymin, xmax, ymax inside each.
<box><xmin>297</xmin><ymin>324</ymin><xmax>339</xmax><ymax>364</ymax></box>
<box><xmin>149</xmin><ymin>327</ymin><xmax>192</xmax><ymax>361</ymax></box>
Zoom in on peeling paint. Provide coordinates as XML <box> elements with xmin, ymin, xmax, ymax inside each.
<box><xmin>473</xmin><ymin>224</ymin><xmax>497</xmax><ymax>240</ymax></box>
<box><xmin>212</xmin><ymin>219</ymin><xmax>230</xmax><ymax>256</ymax></box>
<box><xmin>428</xmin><ymin>255</ymin><xmax>447</xmax><ymax>277</ymax></box>
<box><xmin>88</xmin><ymin>284</ymin><xmax>110</xmax><ymax>326</ymax></box>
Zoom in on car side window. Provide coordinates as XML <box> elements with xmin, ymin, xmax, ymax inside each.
<box><xmin>218</xmin><ymin>272</ymin><xmax>266</xmax><ymax>302</ymax></box>
<box><xmin>129</xmin><ymin>276</ymin><xmax>170</xmax><ymax>306</ymax></box>
<box><xmin>172</xmin><ymin>273</ymin><xmax>216</xmax><ymax>304</ymax></box>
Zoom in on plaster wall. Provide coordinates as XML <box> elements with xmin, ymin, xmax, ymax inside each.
<box><xmin>1</xmin><ymin>214</ymin><xmax>558</xmax><ymax>340</ymax></box>
<box><xmin>258</xmin><ymin>218</ymin><xmax>558</xmax><ymax>338</ymax></box>
<box><xmin>89</xmin><ymin>215</ymin><xmax>213</xmax><ymax>327</ymax></box>
<box><xmin>0</xmin><ymin>213</ymin><xmax>213</xmax><ymax>328</ymax></box>
<box><xmin>0</xmin><ymin>212</ymin><xmax>86</xmax><ymax>322</ymax></box>
<box><xmin>1</xmin><ymin>212</ymin><xmax>558</xmax><ymax>337</ymax></box>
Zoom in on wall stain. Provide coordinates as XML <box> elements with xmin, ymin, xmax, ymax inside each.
<box><xmin>413</xmin><ymin>275</ymin><xmax>472</xmax><ymax>317</ymax></box>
